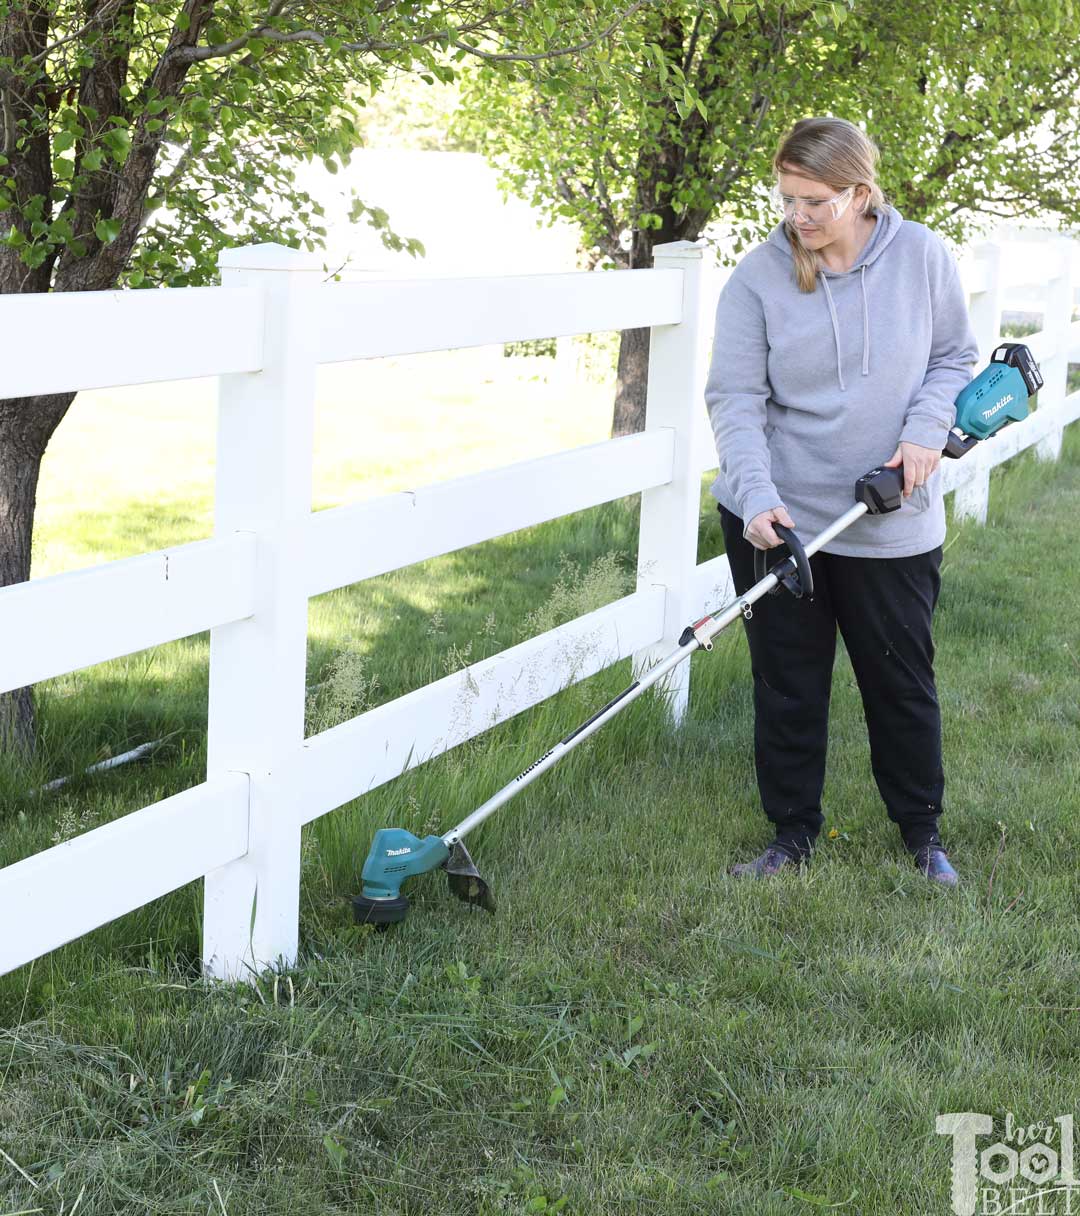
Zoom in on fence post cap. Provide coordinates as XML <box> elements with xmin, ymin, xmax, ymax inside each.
<box><xmin>652</xmin><ymin>239</ymin><xmax>707</xmax><ymax>261</ymax></box>
<box><xmin>218</xmin><ymin>242</ymin><xmax>325</xmax><ymax>272</ymax></box>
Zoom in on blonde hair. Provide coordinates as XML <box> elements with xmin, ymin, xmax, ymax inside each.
<box><xmin>773</xmin><ymin>117</ymin><xmax>889</xmax><ymax>293</ymax></box>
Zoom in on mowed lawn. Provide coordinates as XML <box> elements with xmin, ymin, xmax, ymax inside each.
<box><xmin>1</xmin><ymin>352</ymin><xmax>1079</xmax><ymax>1215</ymax></box>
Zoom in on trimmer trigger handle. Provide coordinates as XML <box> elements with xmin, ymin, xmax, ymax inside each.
<box><xmin>855</xmin><ymin>465</ymin><xmax>904</xmax><ymax>514</ymax></box>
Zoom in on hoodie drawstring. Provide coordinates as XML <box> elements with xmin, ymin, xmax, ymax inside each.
<box><xmin>818</xmin><ymin>271</ymin><xmax>845</xmax><ymax>391</ymax></box>
<box><xmin>860</xmin><ymin>264</ymin><xmax>870</xmax><ymax>377</ymax></box>
<box><xmin>818</xmin><ymin>264</ymin><xmax>871</xmax><ymax>392</ymax></box>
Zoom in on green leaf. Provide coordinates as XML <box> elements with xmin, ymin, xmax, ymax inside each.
<box><xmin>81</xmin><ymin>148</ymin><xmax>105</xmax><ymax>171</ymax></box>
<box><xmin>102</xmin><ymin>127</ymin><xmax>131</xmax><ymax>163</ymax></box>
<box><xmin>21</xmin><ymin>243</ymin><xmax>48</xmax><ymax>269</ymax></box>
<box><xmin>94</xmin><ymin>217</ymin><xmax>121</xmax><ymax>244</ymax></box>
<box><xmin>322</xmin><ymin>1134</ymin><xmax>346</xmax><ymax>1172</ymax></box>
<box><xmin>175</xmin><ymin>10</ymin><xmax>190</xmax><ymax>31</ymax></box>
<box><xmin>53</xmin><ymin>130</ymin><xmax>76</xmax><ymax>153</ymax></box>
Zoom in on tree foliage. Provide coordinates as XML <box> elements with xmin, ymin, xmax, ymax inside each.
<box><xmin>453</xmin><ymin>2</ymin><xmax>855</xmax><ymax>271</ymax></box>
<box><xmin>451</xmin><ymin>0</ymin><xmax>1080</xmax><ymax>435</ymax></box>
<box><xmin>455</xmin><ymin>0</ymin><xmax>1080</xmax><ymax>271</ymax></box>
<box><xmin>835</xmin><ymin>0</ymin><xmax>1080</xmax><ymax>242</ymax></box>
<box><xmin>0</xmin><ymin>0</ymin><xmax>649</xmax><ymax>294</ymax></box>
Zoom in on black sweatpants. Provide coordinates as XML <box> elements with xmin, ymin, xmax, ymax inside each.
<box><xmin>718</xmin><ymin>504</ymin><xmax>945</xmax><ymax>858</ymax></box>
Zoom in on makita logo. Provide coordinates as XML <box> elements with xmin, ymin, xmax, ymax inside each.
<box><xmin>386</xmin><ymin>846</ymin><xmax>412</xmax><ymax>856</ymax></box>
<box><xmin>982</xmin><ymin>393</ymin><xmax>1013</xmax><ymax>421</ymax></box>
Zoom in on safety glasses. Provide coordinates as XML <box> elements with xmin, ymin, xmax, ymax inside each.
<box><xmin>770</xmin><ymin>184</ymin><xmax>855</xmax><ymax>223</ymax></box>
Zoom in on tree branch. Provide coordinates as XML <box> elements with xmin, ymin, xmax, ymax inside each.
<box><xmin>1</xmin><ymin>86</ymin><xmax>14</xmax><ymax>156</ymax></box>
<box><xmin>456</xmin><ymin>0</ymin><xmax>652</xmax><ymax>62</ymax></box>
<box><xmin>168</xmin><ymin>0</ymin><xmax>652</xmax><ymax>67</ymax></box>
<box><xmin>28</xmin><ymin>0</ymin><xmax>129</xmax><ymax>64</ymax></box>
<box><xmin>682</xmin><ymin>7</ymin><xmax>704</xmax><ymax>77</ymax></box>
<box><xmin>169</xmin><ymin>1</ymin><xmax>524</xmax><ymax>64</ymax></box>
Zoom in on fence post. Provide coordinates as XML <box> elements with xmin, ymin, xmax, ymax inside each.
<box><xmin>633</xmin><ymin>239</ymin><xmax>706</xmax><ymax>723</ymax></box>
<box><xmin>202</xmin><ymin>243</ymin><xmax>322</xmax><ymax>981</ymax></box>
<box><xmin>1035</xmin><ymin>236</ymin><xmax>1075</xmax><ymax>462</ymax></box>
<box><xmin>954</xmin><ymin>240</ymin><xmax>1003</xmax><ymax>524</ymax></box>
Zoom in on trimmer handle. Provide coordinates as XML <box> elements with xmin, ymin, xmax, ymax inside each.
<box><xmin>753</xmin><ymin>522</ymin><xmax>814</xmax><ymax>599</ymax></box>
<box><xmin>855</xmin><ymin>465</ymin><xmax>905</xmax><ymax>515</ymax></box>
<box><xmin>855</xmin><ymin>418</ymin><xmax>983</xmax><ymax>513</ymax></box>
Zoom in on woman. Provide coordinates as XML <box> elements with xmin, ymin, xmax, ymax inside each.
<box><xmin>705</xmin><ymin>116</ymin><xmax>979</xmax><ymax>886</ymax></box>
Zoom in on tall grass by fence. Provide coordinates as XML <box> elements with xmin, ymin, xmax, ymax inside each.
<box><xmin>1</xmin><ymin>231</ymin><xmax>1078</xmax><ymax>983</ymax></box>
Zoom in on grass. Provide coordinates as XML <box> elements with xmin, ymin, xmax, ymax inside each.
<box><xmin>2</xmin><ymin>357</ymin><xmax>1080</xmax><ymax>1214</ymax></box>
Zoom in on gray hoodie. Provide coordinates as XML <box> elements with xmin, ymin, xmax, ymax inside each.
<box><xmin>704</xmin><ymin>203</ymin><xmax>980</xmax><ymax>557</ymax></box>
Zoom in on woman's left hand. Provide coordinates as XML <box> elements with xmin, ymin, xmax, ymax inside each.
<box><xmin>884</xmin><ymin>440</ymin><xmax>941</xmax><ymax>498</ymax></box>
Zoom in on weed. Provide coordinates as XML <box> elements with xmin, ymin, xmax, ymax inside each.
<box><xmin>305</xmin><ymin>650</ymin><xmax>381</xmax><ymax>736</ymax></box>
<box><xmin>522</xmin><ymin>551</ymin><xmax>634</xmax><ymax>638</ymax></box>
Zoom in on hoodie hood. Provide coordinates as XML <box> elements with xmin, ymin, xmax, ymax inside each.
<box><xmin>765</xmin><ymin>203</ymin><xmax>904</xmax><ymax>391</ymax></box>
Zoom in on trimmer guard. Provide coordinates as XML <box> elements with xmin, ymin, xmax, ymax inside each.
<box><xmin>444</xmin><ymin>839</ymin><xmax>496</xmax><ymax>914</ymax></box>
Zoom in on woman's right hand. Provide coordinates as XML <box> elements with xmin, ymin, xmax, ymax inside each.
<box><xmin>746</xmin><ymin>506</ymin><xmax>796</xmax><ymax>550</ymax></box>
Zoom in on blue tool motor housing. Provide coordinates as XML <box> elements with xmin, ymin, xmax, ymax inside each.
<box><xmin>954</xmin><ymin>363</ymin><xmax>1030</xmax><ymax>440</ymax></box>
<box><xmin>360</xmin><ymin>828</ymin><xmax>450</xmax><ymax>900</ymax></box>
<box><xmin>953</xmin><ymin>342</ymin><xmax>1042</xmax><ymax>441</ymax></box>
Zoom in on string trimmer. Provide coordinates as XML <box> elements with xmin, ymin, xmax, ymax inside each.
<box><xmin>352</xmin><ymin>342</ymin><xmax>1042</xmax><ymax>927</ymax></box>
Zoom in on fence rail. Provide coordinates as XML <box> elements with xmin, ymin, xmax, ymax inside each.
<box><xmin>0</xmin><ymin>286</ymin><xmax>263</xmax><ymax>396</ymax></box>
<box><xmin>1</xmin><ymin>231</ymin><xmax>1077</xmax><ymax>981</ymax></box>
<box><xmin>0</xmin><ymin>534</ymin><xmax>256</xmax><ymax>695</ymax></box>
<box><xmin>305</xmin><ymin>430</ymin><xmax>675</xmax><ymax>597</ymax></box>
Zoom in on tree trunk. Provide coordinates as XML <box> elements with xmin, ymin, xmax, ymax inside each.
<box><xmin>611</xmin><ymin>223</ymin><xmax>665</xmax><ymax>437</ymax></box>
<box><xmin>0</xmin><ymin>391</ymin><xmax>78</xmax><ymax>760</ymax></box>
<box><xmin>610</xmin><ymin>326</ymin><xmax>652</xmax><ymax>437</ymax></box>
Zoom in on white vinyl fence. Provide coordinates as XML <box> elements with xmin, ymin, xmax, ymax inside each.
<box><xmin>1</xmin><ymin>233</ymin><xmax>1078</xmax><ymax>982</ymax></box>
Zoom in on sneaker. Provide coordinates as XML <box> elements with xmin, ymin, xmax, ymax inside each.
<box><xmin>912</xmin><ymin>844</ymin><xmax>959</xmax><ymax>887</ymax></box>
<box><xmin>729</xmin><ymin>843</ymin><xmax>807</xmax><ymax>879</ymax></box>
